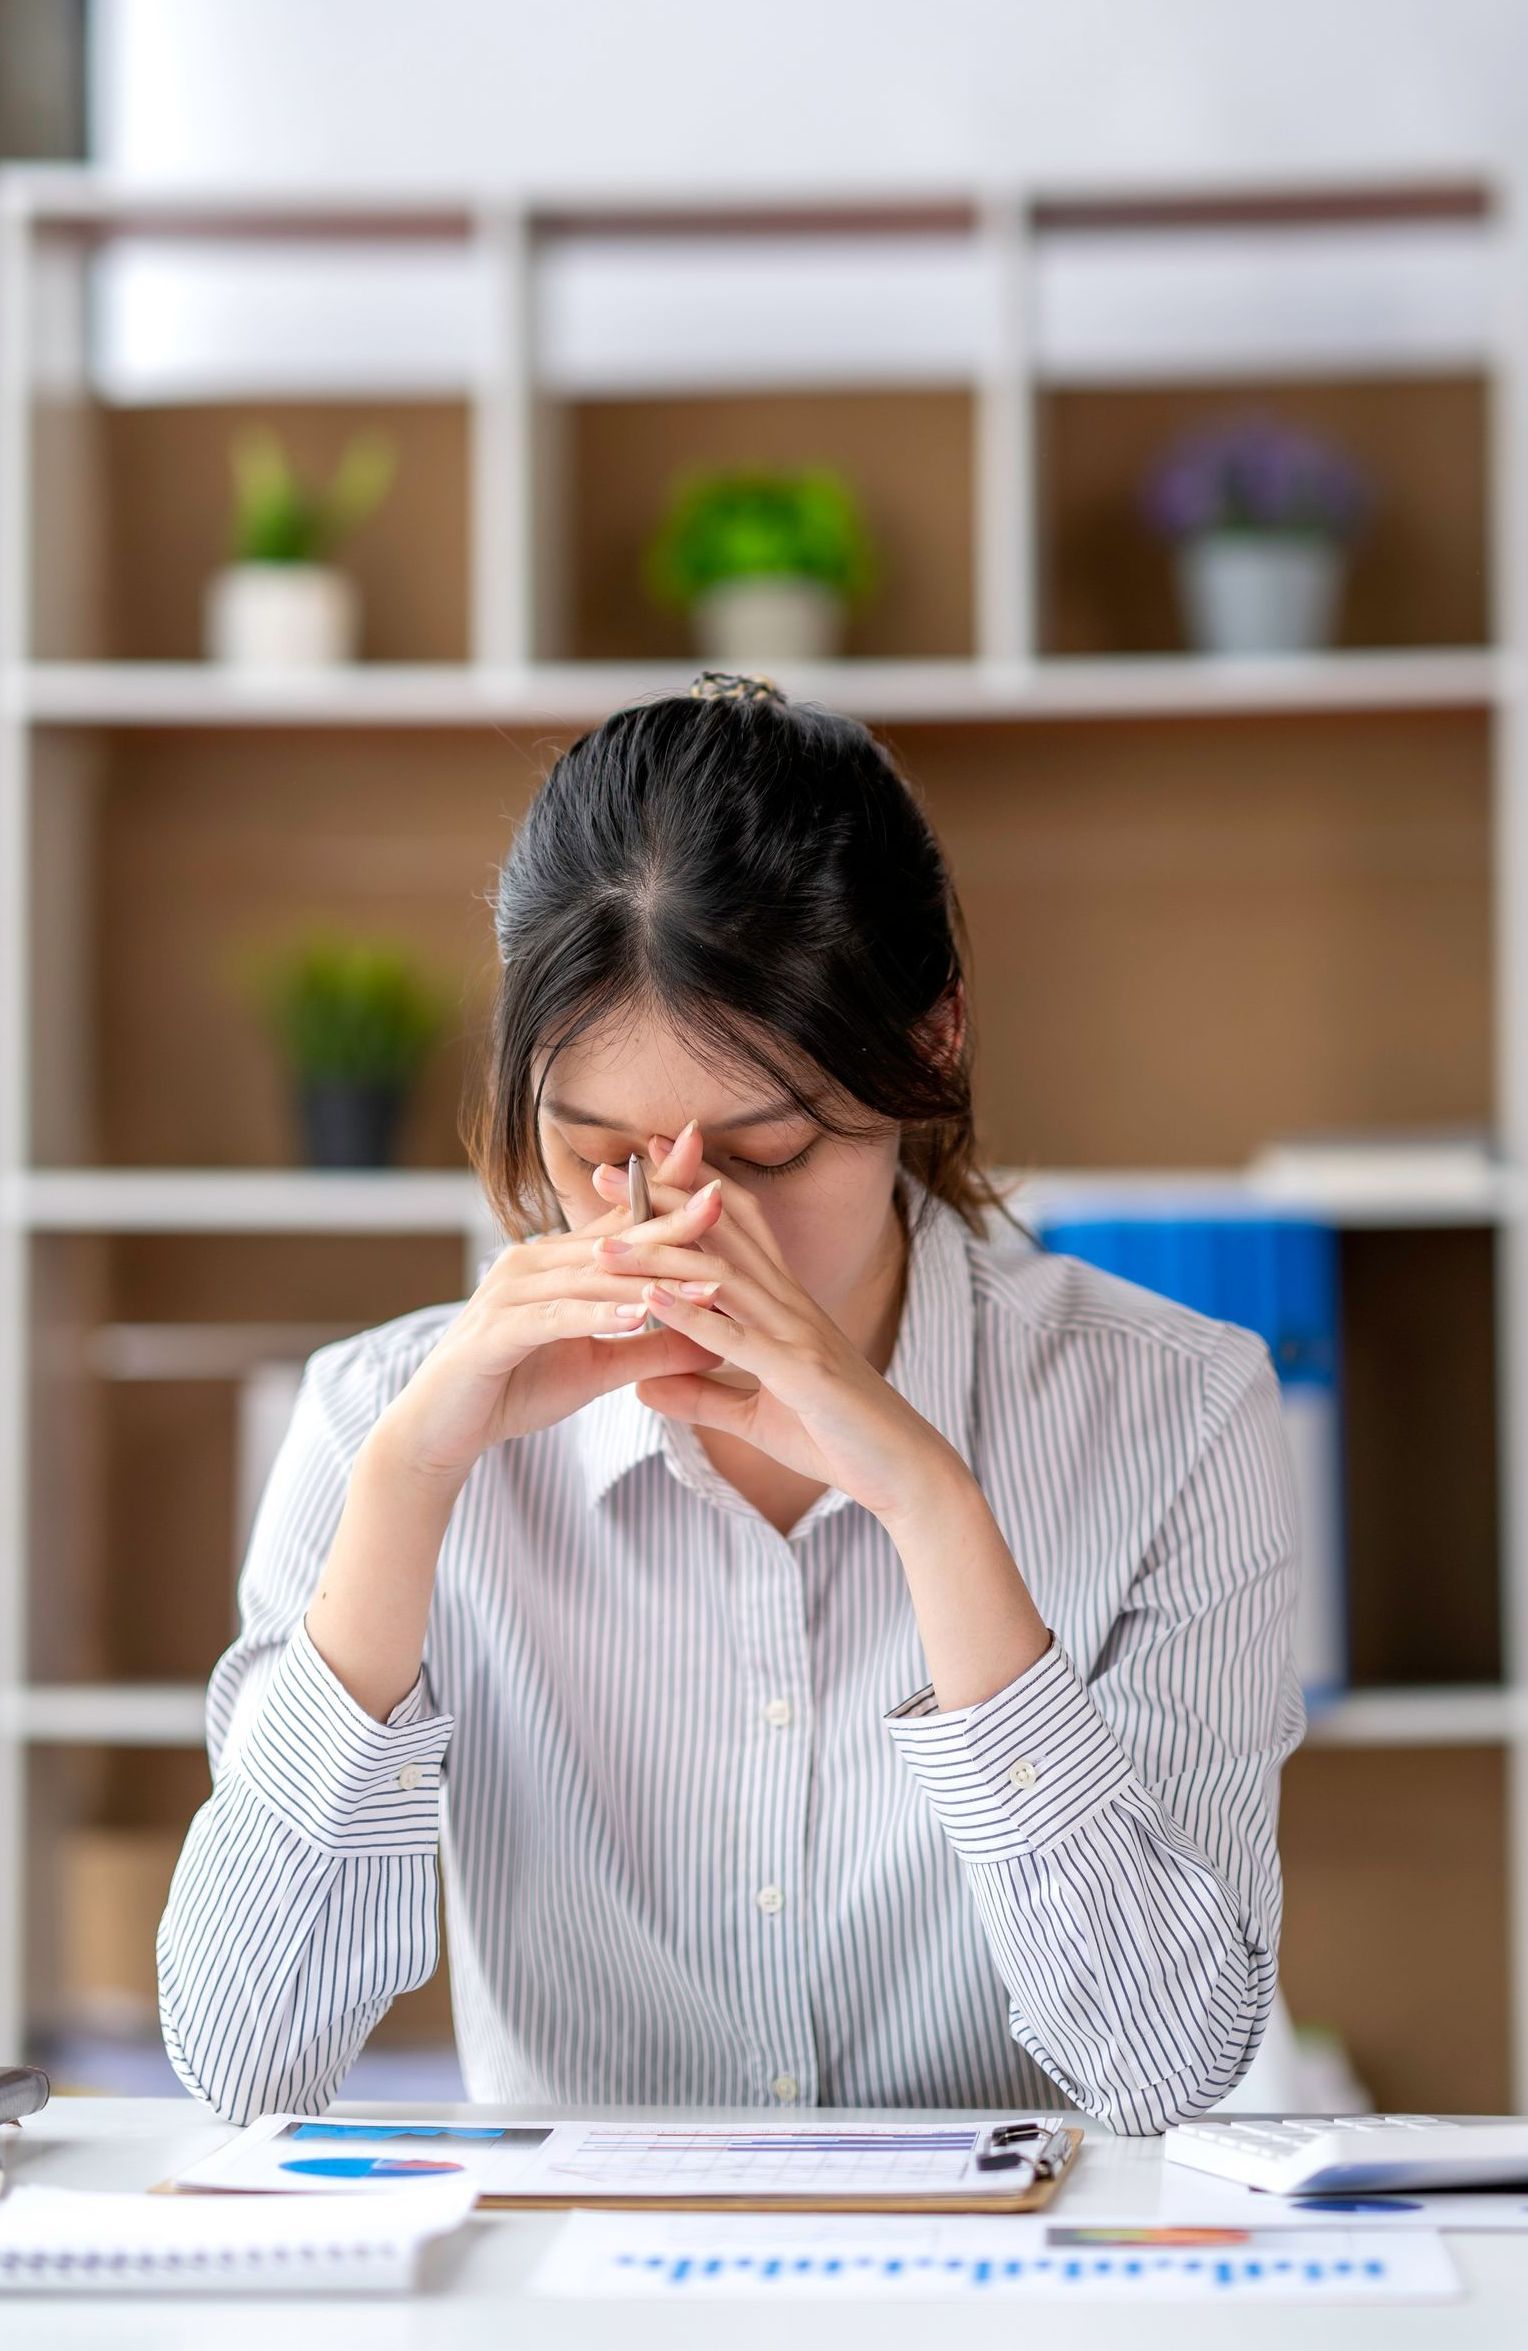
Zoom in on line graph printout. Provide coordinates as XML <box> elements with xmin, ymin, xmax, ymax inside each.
<box><xmin>543</xmin><ymin>2126</ymin><xmax>991</xmax><ymax>2198</ymax></box>
<box><xmin>529</xmin><ymin>2213</ymin><xmax>1462</xmax><ymax>2302</ymax></box>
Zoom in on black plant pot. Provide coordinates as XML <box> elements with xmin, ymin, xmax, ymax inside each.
<box><xmin>296</xmin><ymin>1078</ymin><xmax>406</xmax><ymax>1169</ymax></box>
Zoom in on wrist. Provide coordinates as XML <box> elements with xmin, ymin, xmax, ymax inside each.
<box><xmin>875</xmin><ymin>1439</ymin><xmax>986</xmax><ymax>1544</ymax></box>
<box><xmin>356</xmin><ymin>1412</ymin><xmax>469</xmax><ymax>1515</ymax></box>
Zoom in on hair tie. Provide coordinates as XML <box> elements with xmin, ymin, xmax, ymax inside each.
<box><xmin>688</xmin><ymin>670</ymin><xmax>784</xmax><ymax>706</ymax></box>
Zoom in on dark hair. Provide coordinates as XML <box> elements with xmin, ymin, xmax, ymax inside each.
<box><xmin>465</xmin><ymin>674</ymin><xmax>1026</xmax><ymax>1245</ymax></box>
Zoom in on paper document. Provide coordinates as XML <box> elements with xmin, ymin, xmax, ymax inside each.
<box><xmin>174</xmin><ymin>2113</ymin><xmax>1064</xmax><ymax>2206</ymax></box>
<box><xmin>529</xmin><ymin>2210</ymin><xmax>1461</xmax><ymax>2300</ymax></box>
<box><xmin>0</xmin><ymin>2178</ymin><xmax>475</xmax><ymax>2295</ymax></box>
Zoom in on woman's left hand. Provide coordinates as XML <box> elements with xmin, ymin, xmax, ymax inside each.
<box><xmin>585</xmin><ymin>1133</ymin><xmax>967</xmax><ymax>1528</ymax></box>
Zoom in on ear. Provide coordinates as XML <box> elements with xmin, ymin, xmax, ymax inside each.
<box><xmin>919</xmin><ymin>980</ymin><xmax>966</xmax><ymax>1072</ymax></box>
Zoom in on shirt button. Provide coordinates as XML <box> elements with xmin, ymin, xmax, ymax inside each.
<box><xmin>771</xmin><ymin>2073</ymin><xmax>800</xmax><ymax>2104</ymax></box>
<box><xmin>397</xmin><ymin>1762</ymin><xmax>424</xmax><ymax>1792</ymax></box>
<box><xmin>755</xmin><ymin>1884</ymin><xmax>785</xmax><ymax>1915</ymax></box>
<box><xmin>1007</xmin><ymin>1757</ymin><xmax>1038</xmax><ymax>1792</ymax></box>
<box><xmin>762</xmin><ymin>1697</ymin><xmax>793</xmax><ymax>1729</ymax></box>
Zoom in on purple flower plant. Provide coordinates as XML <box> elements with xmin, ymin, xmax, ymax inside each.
<box><xmin>1142</xmin><ymin>412</ymin><xmax>1370</xmax><ymax>542</ymax></box>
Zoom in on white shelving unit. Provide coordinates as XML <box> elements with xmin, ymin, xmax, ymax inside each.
<box><xmin>1</xmin><ymin>166</ymin><xmax>1525</xmax><ymax>2089</ymax></box>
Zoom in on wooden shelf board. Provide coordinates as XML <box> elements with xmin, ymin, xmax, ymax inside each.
<box><xmin>7</xmin><ymin>1679</ymin><xmax>1519</xmax><ymax>1751</ymax></box>
<box><xmin>11</xmin><ymin>1168</ymin><xmax>494</xmax><ymax>1235</ymax></box>
<box><xmin>1015</xmin><ymin>1167</ymin><xmax>1524</xmax><ymax>1228</ymax></box>
<box><xmin>2</xmin><ymin>1683</ymin><xmax>208</xmax><ymax>1746</ymax></box>
<box><xmin>1306</xmin><ymin>1685</ymin><xmax>1524</xmax><ymax>1746</ymax></box>
<box><xmin>7</xmin><ymin>1164</ymin><xmax>1519</xmax><ymax>1235</ymax></box>
<box><xmin>11</xmin><ymin>649</ymin><xmax>1507</xmax><ymax>729</ymax></box>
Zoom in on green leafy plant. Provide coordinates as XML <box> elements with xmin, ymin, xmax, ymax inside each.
<box><xmin>233</xmin><ymin>931</ymin><xmax>448</xmax><ymax>1087</ymax></box>
<box><xmin>642</xmin><ymin>465</ymin><xmax>877</xmax><ymax>609</ymax></box>
<box><xmin>227</xmin><ymin>426</ymin><xmax>397</xmax><ymax>565</ymax></box>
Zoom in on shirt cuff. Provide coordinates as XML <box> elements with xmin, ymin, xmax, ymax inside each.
<box><xmin>234</xmin><ymin>1616</ymin><xmax>455</xmax><ymax>1856</ymax></box>
<box><xmin>884</xmin><ymin>1635</ymin><xmax>1135</xmax><ymax>1861</ymax></box>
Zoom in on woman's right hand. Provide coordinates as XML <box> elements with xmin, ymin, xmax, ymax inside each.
<box><xmin>368</xmin><ymin>1162</ymin><xmax>726</xmax><ymax>1490</ymax></box>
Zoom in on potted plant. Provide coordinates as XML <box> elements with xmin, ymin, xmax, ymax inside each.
<box><xmin>1141</xmin><ymin>412</ymin><xmax>1370</xmax><ymax>655</ymax></box>
<box><xmin>643</xmin><ymin>464</ymin><xmax>877</xmax><ymax>662</ymax></box>
<box><xmin>235</xmin><ymin>930</ymin><xmax>448</xmax><ymax>1169</ymax></box>
<box><xmin>204</xmin><ymin>425</ymin><xmax>397</xmax><ymax>669</ymax></box>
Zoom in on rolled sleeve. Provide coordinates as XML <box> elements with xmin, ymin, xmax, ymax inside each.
<box><xmin>884</xmin><ymin>1635</ymin><xmax>1135</xmax><ymax>1860</ymax></box>
<box><xmin>235</xmin><ymin>1617</ymin><xmax>454</xmax><ymax>1857</ymax></box>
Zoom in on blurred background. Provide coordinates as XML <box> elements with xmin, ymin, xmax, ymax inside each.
<box><xmin>2</xmin><ymin>0</ymin><xmax>1526</xmax><ymax>2116</ymax></box>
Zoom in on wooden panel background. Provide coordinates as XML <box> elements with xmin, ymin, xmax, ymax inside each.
<box><xmin>897</xmin><ymin>709</ymin><xmax>1492</xmax><ymax>1167</ymax></box>
<box><xmin>1340</xmin><ymin>1228</ymin><xmax>1500</xmax><ymax>1687</ymax></box>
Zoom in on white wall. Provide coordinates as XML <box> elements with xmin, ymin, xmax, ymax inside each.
<box><xmin>90</xmin><ymin>0</ymin><xmax>1528</xmax><ymax>193</ymax></box>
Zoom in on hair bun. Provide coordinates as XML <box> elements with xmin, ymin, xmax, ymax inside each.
<box><xmin>688</xmin><ymin>669</ymin><xmax>785</xmax><ymax>706</ymax></box>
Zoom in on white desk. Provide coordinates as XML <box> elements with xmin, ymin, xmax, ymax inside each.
<box><xmin>7</xmin><ymin>2097</ymin><xmax>1528</xmax><ymax>2346</ymax></box>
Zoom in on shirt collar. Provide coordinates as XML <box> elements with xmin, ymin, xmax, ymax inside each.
<box><xmin>564</xmin><ymin>1166</ymin><xmax>978</xmax><ymax>1529</ymax></box>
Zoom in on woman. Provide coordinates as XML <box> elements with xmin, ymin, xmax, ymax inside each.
<box><xmin>158</xmin><ymin>671</ymin><xmax>1303</xmax><ymax>2134</ymax></box>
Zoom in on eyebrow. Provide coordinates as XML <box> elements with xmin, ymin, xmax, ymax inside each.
<box><xmin>543</xmin><ymin>1095</ymin><xmax>810</xmax><ymax>1135</ymax></box>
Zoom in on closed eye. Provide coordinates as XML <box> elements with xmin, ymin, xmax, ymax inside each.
<box><xmin>565</xmin><ymin>1140</ymin><xmax>818</xmax><ymax>1180</ymax></box>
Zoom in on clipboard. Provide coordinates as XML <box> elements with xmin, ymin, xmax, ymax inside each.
<box><xmin>475</xmin><ymin>2125</ymin><xmax>1084</xmax><ymax>2213</ymax></box>
<box><xmin>155</xmin><ymin>2115</ymin><xmax>1081</xmax><ymax>2219</ymax></box>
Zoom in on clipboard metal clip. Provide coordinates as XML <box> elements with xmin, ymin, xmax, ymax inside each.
<box><xmin>973</xmin><ymin>2121</ymin><xmax>1075</xmax><ymax>2180</ymax></box>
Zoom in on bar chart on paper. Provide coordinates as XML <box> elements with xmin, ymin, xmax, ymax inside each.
<box><xmin>529</xmin><ymin>2212</ymin><xmax>1462</xmax><ymax>2301</ymax></box>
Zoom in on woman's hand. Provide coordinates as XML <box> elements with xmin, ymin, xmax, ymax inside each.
<box><xmin>585</xmin><ymin>1130</ymin><xmax>967</xmax><ymax>1528</ymax></box>
<box><xmin>373</xmin><ymin>1173</ymin><xmax>726</xmax><ymax>1491</ymax></box>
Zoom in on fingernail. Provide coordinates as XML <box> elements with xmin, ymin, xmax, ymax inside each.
<box><xmin>649</xmin><ymin>1132</ymin><xmax>674</xmax><ymax>1159</ymax></box>
<box><xmin>680</xmin><ymin>1118</ymin><xmax>699</xmax><ymax>1142</ymax></box>
<box><xmin>696</xmin><ymin>1178</ymin><xmax>721</xmax><ymax>1205</ymax></box>
<box><xmin>594</xmin><ymin>1233</ymin><xmax>630</xmax><ymax>1254</ymax></box>
<box><xmin>677</xmin><ymin>1278</ymin><xmax>721</xmax><ymax>1299</ymax></box>
<box><xmin>613</xmin><ymin>1301</ymin><xmax>646</xmax><ymax>1321</ymax></box>
<box><xmin>644</xmin><ymin>1281</ymin><xmax>674</xmax><ymax>1305</ymax></box>
<box><xmin>592</xmin><ymin>1160</ymin><xmax>624</xmax><ymax>1185</ymax></box>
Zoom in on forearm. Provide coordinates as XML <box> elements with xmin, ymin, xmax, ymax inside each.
<box><xmin>304</xmin><ymin>1415</ymin><xmax>465</xmax><ymax>1722</ymax></box>
<box><xmin>881</xmin><ymin>1447</ymin><xmax>1051</xmax><ymax>1710</ymax></box>
<box><xmin>160</xmin><ymin>1628</ymin><xmax>450</xmax><ymax>2121</ymax></box>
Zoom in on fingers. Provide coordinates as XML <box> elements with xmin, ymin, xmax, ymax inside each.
<box><xmin>649</xmin><ymin>1118</ymin><xmax>705</xmax><ymax>1188</ymax></box>
<box><xmin>494</xmin><ymin>1293</ymin><xmax>656</xmax><ymax>1348</ymax></box>
<box><xmin>578</xmin><ymin>1240</ymin><xmax>799</xmax><ymax>1343</ymax></box>
<box><xmin>591</xmin><ymin>1178</ymin><xmax>723</xmax><ymax>1258</ymax></box>
<box><xmin>634</xmin><ymin>1368</ymin><xmax>759</xmax><ymax>1432</ymax></box>
<box><xmin>635</xmin><ymin>1276</ymin><xmax>799</xmax><ymax>1382</ymax></box>
<box><xmin>586</xmin><ymin>1325</ymin><xmax>722</xmax><ymax>1395</ymax></box>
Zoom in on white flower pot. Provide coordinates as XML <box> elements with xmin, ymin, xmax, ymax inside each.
<box><xmin>1176</xmin><ymin>532</ymin><xmax>1344</xmax><ymax>656</ymax></box>
<box><xmin>204</xmin><ymin>563</ymin><xmax>360</xmax><ymax>668</ymax></box>
<box><xmin>690</xmin><ymin>576</ymin><xmax>844</xmax><ymax>664</ymax></box>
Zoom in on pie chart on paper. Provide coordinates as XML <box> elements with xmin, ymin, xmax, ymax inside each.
<box><xmin>279</xmin><ymin>2155</ymin><xmax>466</xmax><ymax>2179</ymax></box>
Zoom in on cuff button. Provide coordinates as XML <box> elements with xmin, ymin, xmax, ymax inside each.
<box><xmin>1007</xmin><ymin>1757</ymin><xmax>1038</xmax><ymax>1792</ymax></box>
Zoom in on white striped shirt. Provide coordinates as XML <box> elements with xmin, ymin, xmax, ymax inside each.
<box><xmin>157</xmin><ymin>1171</ymin><xmax>1305</xmax><ymax>2134</ymax></box>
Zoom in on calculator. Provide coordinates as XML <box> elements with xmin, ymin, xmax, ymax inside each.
<box><xmin>1165</xmin><ymin>2113</ymin><xmax>1528</xmax><ymax>2195</ymax></box>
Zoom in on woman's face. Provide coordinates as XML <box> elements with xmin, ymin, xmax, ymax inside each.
<box><xmin>534</xmin><ymin>1011</ymin><xmax>902</xmax><ymax>1315</ymax></box>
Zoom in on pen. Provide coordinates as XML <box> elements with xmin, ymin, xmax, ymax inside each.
<box><xmin>626</xmin><ymin>1154</ymin><xmax>662</xmax><ymax>1334</ymax></box>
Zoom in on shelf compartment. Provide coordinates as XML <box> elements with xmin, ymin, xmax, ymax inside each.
<box><xmin>24</xmin><ymin>1229</ymin><xmax>478</xmax><ymax>1689</ymax></box>
<box><xmin>1280</xmin><ymin>1743</ymin><xmax>1509</xmax><ymax>2109</ymax></box>
<box><xmin>1038</xmin><ymin>374</ymin><xmax>1491</xmax><ymax>658</ymax></box>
